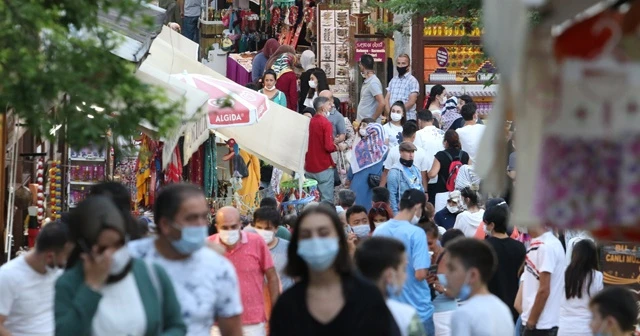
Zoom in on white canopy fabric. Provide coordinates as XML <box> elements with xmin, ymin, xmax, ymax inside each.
<box><xmin>142</xmin><ymin>33</ymin><xmax>309</xmax><ymax>176</ymax></box>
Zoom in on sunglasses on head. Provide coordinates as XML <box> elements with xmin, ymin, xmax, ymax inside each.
<box><xmin>371</xmin><ymin>207</ymin><xmax>389</xmax><ymax>215</ymax></box>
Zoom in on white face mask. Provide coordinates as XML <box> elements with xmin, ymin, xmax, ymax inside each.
<box><xmin>439</xmin><ymin>95</ymin><xmax>447</xmax><ymax>104</ymax></box>
<box><xmin>390</xmin><ymin>112</ymin><xmax>403</xmax><ymax>122</ymax></box>
<box><xmin>218</xmin><ymin>229</ymin><xmax>240</xmax><ymax>245</ymax></box>
<box><xmin>309</xmin><ymin>81</ymin><xmax>317</xmax><ymax>89</ymax></box>
<box><xmin>109</xmin><ymin>246</ymin><xmax>132</xmax><ymax>275</ymax></box>
<box><xmin>359</xmin><ymin>128</ymin><xmax>367</xmax><ymax>137</ymax></box>
<box><xmin>374</xmin><ymin>221</ymin><xmax>386</xmax><ymax>227</ymax></box>
<box><xmin>361</xmin><ymin>72</ymin><xmax>367</xmax><ymax>79</ymax></box>
<box><xmin>255</xmin><ymin>228</ymin><xmax>275</xmax><ymax>244</ymax></box>
<box><xmin>446</xmin><ymin>205</ymin><xmax>459</xmax><ymax>213</ymax></box>
<box><xmin>263</xmin><ymin>85</ymin><xmax>275</xmax><ymax>91</ymax></box>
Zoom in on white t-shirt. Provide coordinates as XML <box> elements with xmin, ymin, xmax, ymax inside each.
<box><xmin>382</xmin><ymin>123</ymin><xmax>404</xmax><ymax>147</ymax></box>
<box><xmin>559</xmin><ymin>271</ymin><xmax>603</xmax><ymax>336</ymax></box>
<box><xmin>450</xmin><ymin>294</ymin><xmax>514</xmax><ymax>336</ymax></box>
<box><xmin>0</xmin><ymin>255</ymin><xmax>60</xmax><ymax>336</ymax></box>
<box><xmin>453</xmin><ymin>210</ymin><xmax>485</xmax><ymax>237</ymax></box>
<box><xmin>386</xmin><ymin>299</ymin><xmax>418</xmax><ymax>336</ymax></box>
<box><xmin>456</xmin><ymin>124</ymin><xmax>486</xmax><ymax>164</ymax></box>
<box><xmin>522</xmin><ymin>231</ymin><xmax>567</xmax><ymax>329</ymax></box>
<box><xmin>128</xmin><ymin>238</ymin><xmax>243</xmax><ymax>336</ymax></box>
<box><xmin>92</xmin><ymin>272</ymin><xmax>146</xmax><ymax>336</ymax></box>
<box><xmin>384</xmin><ymin>144</ymin><xmax>431</xmax><ymax>176</ymax></box>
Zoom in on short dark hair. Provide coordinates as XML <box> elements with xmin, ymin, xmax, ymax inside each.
<box><xmin>338</xmin><ymin>189</ymin><xmax>356</xmax><ymax>208</ymax></box>
<box><xmin>360</xmin><ymin>54</ymin><xmax>375</xmax><ymax>70</ymax></box>
<box><xmin>460</xmin><ymin>102</ymin><xmax>477</xmax><ymax>121</ymax></box>
<box><xmin>282</xmin><ymin>214</ymin><xmax>298</xmax><ymax>229</ymax></box>
<box><xmin>399</xmin><ymin>189</ymin><xmax>426</xmax><ymax>211</ymax></box>
<box><xmin>253</xmin><ymin>207</ymin><xmax>281</xmax><ymax>229</ymax></box>
<box><xmin>35</xmin><ymin>221</ymin><xmax>71</xmax><ymax>253</ymax></box>
<box><xmin>446</xmin><ymin>238</ymin><xmax>497</xmax><ymax>283</ymax></box>
<box><xmin>245</xmin><ymin>82</ymin><xmax>260</xmax><ymax>91</ymax></box>
<box><xmin>260</xmin><ymin>197</ymin><xmax>278</xmax><ymax>208</ymax></box>
<box><xmin>286</xmin><ymin>206</ymin><xmax>352</xmax><ymax>279</ymax></box>
<box><xmin>402</xmin><ymin>121</ymin><xmax>418</xmax><ymax>138</ymax></box>
<box><xmin>154</xmin><ymin>183</ymin><xmax>204</xmax><ymax>226</ymax></box>
<box><xmin>441</xmin><ymin>228</ymin><xmax>465</xmax><ymax>247</ymax></box>
<box><xmin>372</xmin><ymin>187</ymin><xmax>390</xmax><ymax>204</ymax></box>
<box><xmin>483</xmin><ymin>202</ymin><xmax>509</xmax><ymax>234</ymax></box>
<box><xmin>459</xmin><ymin>95</ymin><xmax>473</xmax><ymax>105</ymax></box>
<box><xmin>355</xmin><ymin>237</ymin><xmax>406</xmax><ymax>282</ymax></box>
<box><xmin>416</xmin><ymin>110</ymin><xmax>434</xmax><ymax>122</ymax></box>
<box><xmin>417</xmin><ymin>220</ymin><xmax>439</xmax><ymax>238</ymax></box>
<box><xmin>590</xmin><ymin>287</ymin><xmax>639</xmax><ymax>332</ymax></box>
<box><xmin>346</xmin><ymin>205</ymin><xmax>368</xmax><ymax>223</ymax></box>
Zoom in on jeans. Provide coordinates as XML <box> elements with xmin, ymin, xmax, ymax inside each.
<box><xmin>515</xmin><ymin>316</ymin><xmax>522</xmax><ymax>336</ymax></box>
<box><xmin>521</xmin><ymin>326</ymin><xmax>559</xmax><ymax>336</ymax></box>
<box><xmin>306</xmin><ymin>168</ymin><xmax>335</xmax><ymax>203</ymax></box>
<box><xmin>422</xmin><ymin>317</ymin><xmax>435</xmax><ymax>336</ymax></box>
<box><xmin>182</xmin><ymin>16</ymin><xmax>200</xmax><ymax>43</ymax></box>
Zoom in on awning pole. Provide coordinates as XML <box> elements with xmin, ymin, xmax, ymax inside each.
<box><xmin>4</xmin><ymin>122</ymin><xmax>20</xmax><ymax>262</ymax></box>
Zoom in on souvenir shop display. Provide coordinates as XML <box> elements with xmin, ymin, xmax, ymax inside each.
<box><xmin>35</xmin><ymin>159</ymin><xmax>45</xmax><ymax>223</ymax></box>
<box><xmin>48</xmin><ymin>161</ymin><xmax>62</xmax><ymax>220</ymax></box>
<box><xmin>67</xmin><ymin>145</ymin><xmax>107</xmax><ymax>208</ymax></box>
<box><xmin>277</xmin><ymin>179</ymin><xmax>319</xmax><ymax>215</ymax></box>
<box><xmin>317</xmin><ymin>5</ymin><xmax>351</xmax><ymax>100</ymax></box>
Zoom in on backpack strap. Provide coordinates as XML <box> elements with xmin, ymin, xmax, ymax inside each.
<box><xmin>443</xmin><ymin>150</ymin><xmax>453</xmax><ymax>162</ymax></box>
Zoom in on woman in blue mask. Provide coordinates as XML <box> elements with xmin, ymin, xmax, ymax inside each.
<box><xmin>269</xmin><ymin>206</ymin><xmax>400</xmax><ymax>336</ymax></box>
<box><xmin>55</xmin><ymin>196</ymin><xmax>186</xmax><ymax>336</ymax></box>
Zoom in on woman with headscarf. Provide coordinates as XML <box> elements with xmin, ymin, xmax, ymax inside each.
<box><xmin>345</xmin><ymin>123</ymin><xmax>389</xmax><ymax>211</ymax></box>
<box><xmin>252</xmin><ymin>39</ymin><xmax>280</xmax><ymax>82</ymax></box>
<box><xmin>54</xmin><ymin>196</ymin><xmax>186</xmax><ymax>336</ymax></box>
<box><xmin>265</xmin><ymin>45</ymin><xmax>298</xmax><ymax>112</ymax></box>
<box><xmin>298</xmin><ymin>50</ymin><xmax>318</xmax><ymax>112</ymax></box>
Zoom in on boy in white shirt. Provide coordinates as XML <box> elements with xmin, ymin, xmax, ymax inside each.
<box><xmin>380</xmin><ymin>121</ymin><xmax>430</xmax><ymax>191</ymax></box>
<box><xmin>521</xmin><ymin>225</ymin><xmax>566</xmax><ymax>335</ymax></box>
<box><xmin>455</xmin><ymin>103</ymin><xmax>486</xmax><ymax>164</ymax></box>
<box><xmin>0</xmin><ymin>221</ymin><xmax>74</xmax><ymax>336</ymax></box>
<box><xmin>445</xmin><ymin>238</ymin><xmax>514</xmax><ymax>336</ymax></box>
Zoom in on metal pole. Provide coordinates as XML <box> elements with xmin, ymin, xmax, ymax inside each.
<box><xmin>4</xmin><ymin>122</ymin><xmax>19</xmax><ymax>262</ymax></box>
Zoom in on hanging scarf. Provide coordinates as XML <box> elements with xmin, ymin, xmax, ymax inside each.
<box><xmin>441</xmin><ymin>97</ymin><xmax>461</xmax><ymax>131</ymax></box>
<box><xmin>349</xmin><ymin>123</ymin><xmax>389</xmax><ymax>175</ymax></box>
<box><xmin>272</xmin><ymin>54</ymin><xmax>292</xmax><ymax>79</ymax></box>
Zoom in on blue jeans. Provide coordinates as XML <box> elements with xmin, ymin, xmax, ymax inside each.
<box><xmin>182</xmin><ymin>16</ymin><xmax>199</xmax><ymax>43</ymax></box>
<box><xmin>306</xmin><ymin>168</ymin><xmax>335</xmax><ymax>203</ymax></box>
<box><xmin>515</xmin><ymin>315</ymin><xmax>522</xmax><ymax>336</ymax></box>
<box><xmin>422</xmin><ymin>317</ymin><xmax>435</xmax><ymax>336</ymax></box>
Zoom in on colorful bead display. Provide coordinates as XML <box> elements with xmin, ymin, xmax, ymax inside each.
<box><xmin>49</xmin><ymin>161</ymin><xmax>62</xmax><ymax>221</ymax></box>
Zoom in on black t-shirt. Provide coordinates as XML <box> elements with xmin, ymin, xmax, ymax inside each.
<box><xmin>270</xmin><ymin>274</ymin><xmax>400</xmax><ymax>336</ymax></box>
<box><xmin>432</xmin><ymin>148</ymin><xmax>470</xmax><ymax>194</ymax></box>
<box><xmin>486</xmin><ymin>236</ymin><xmax>526</xmax><ymax>322</ymax></box>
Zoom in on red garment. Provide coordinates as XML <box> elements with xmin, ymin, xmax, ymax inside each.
<box><xmin>275</xmin><ymin>71</ymin><xmax>298</xmax><ymax>112</ymax></box>
<box><xmin>305</xmin><ymin>114</ymin><xmax>336</xmax><ymax>173</ymax></box>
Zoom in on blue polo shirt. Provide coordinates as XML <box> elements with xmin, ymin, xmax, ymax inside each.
<box><xmin>373</xmin><ymin>218</ymin><xmax>433</xmax><ymax>322</ymax></box>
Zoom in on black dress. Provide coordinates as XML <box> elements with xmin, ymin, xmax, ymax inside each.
<box><xmin>270</xmin><ymin>274</ymin><xmax>400</xmax><ymax>336</ymax></box>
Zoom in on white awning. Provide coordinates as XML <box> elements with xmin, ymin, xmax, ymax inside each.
<box><xmin>142</xmin><ymin>31</ymin><xmax>309</xmax><ymax>177</ymax></box>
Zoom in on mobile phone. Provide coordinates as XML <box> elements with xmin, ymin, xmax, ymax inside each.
<box><xmin>344</xmin><ymin>225</ymin><xmax>354</xmax><ymax>235</ymax></box>
<box><xmin>428</xmin><ymin>265</ymin><xmax>438</xmax><ymax>274</ymax></box>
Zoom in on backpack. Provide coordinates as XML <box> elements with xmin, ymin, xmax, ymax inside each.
<box><xmin>443</xmin><ymin>150</ymin><xmax>466</xmax><ymax>192</ymax></box>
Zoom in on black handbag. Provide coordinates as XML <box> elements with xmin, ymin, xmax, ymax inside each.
<box><xmin>368</xmin><ymin>174</ymin><xmax>381</xmax><ymax>188</ymax></box>
<box><xmin>334</xmin><ymin>168</ymin><xmax>342</xmax><ymax>187</ymax></box>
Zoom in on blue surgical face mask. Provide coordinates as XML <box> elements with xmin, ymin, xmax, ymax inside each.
<box><xmin>385</xmin><ymin>270</ymin><xmax>403</xmax><ymax>298</ymax></box>
<box><xmin>437</xmin><ymin>273</ymin><xmax>447</xmax><ymax>287</ymax></box>
<box><xmin>171</xmin><ymin>225</ymin><xmax>208</xmax><ymax>255</ymax></box>
<box><xmin>352</xmin><ymin>224</ymin><xmax>370</xmax><ymax>239</ymax></box>
<box><xmin>457</xmin><ymin>272</ymin><xmax>472</xmax><ymax>301</ymax></box>
<box><xmin>297</xmin><ymin>237</ymin><xmax>339</xmax><ymax>272</ymax></box>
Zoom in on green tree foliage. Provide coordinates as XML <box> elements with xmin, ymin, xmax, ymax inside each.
<box><xmin>0</xmin><ymin>0</ymin><xmax>181</xmax><ymax>148</ymax></box>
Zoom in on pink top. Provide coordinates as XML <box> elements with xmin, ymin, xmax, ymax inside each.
<box><xmin>209</xmin><ymin>231</ymin><xmax>275</xmax><ymax>324</ymax></box>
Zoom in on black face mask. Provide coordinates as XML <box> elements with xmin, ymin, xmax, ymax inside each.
<box><xmin>399</xmin><ymin>158</ymin><xmax>413</xmax><ymax>167</ymax></box>
<box><xmin>397</xmin><ymin>66</ymin><xmax>408</xmax><ymax>76</ymax></box>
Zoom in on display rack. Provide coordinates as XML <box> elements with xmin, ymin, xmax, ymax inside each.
<box><xmin>66</xmin><ymin>145</ymin><xmax>107</xmax><ymax>208</ymax></box>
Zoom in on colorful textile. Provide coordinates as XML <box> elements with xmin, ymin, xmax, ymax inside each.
<box><xmin>349</xmin><ymin>123</ymin><xmax>388</xmax><ymax>175</ymax></box>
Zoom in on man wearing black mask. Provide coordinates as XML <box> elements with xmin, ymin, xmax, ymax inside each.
<box><xmin>385</xmin><ymin>54</ymin><xmax>420</xmax><ymax>121</ymax></box>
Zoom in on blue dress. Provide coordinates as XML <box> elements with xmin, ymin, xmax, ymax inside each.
<box><xmin>347</xmin><ymin>153</ymin><xmax>387</xmax><ymax>212</ymax></box>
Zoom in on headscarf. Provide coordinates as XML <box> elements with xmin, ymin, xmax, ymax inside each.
<box><xmin>70</xmin><ymin>196</ymin><xmax>126</xmax><ymax>246</ymax></box>
<box><xmin>349</xmin><ymin>123</ymin><xmax>389</xmax><ymax>175</ymax></box>
<box><xmin>266</xmin><ymin>45</ymin><xmax>296</xmax><ymax>72</ymax></box>
<box><xmin>262</xmin><ymin>39</ymin><xmax>280</xmax><ymax>59</ymax></box>
<box><xmin>300</xmin><ymin>50</ymin><xmax>316</xmax><ymax>71</ymax></box>
<box><xmin>271</xmin><ymin>53</ymin><xmax>294</xmax><ymax>79</ymax></box>
<box><xmin>441</xmin><ymin>97</ymin><xmax>462</xmax><ymax>132</ymax></box>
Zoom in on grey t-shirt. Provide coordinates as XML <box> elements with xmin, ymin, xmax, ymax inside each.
<box><xmin>184</xmin><ymin>0</ymin><xmax>203</xmax><ymax>17</ymax></box>
<box><xmin>508</xmin><ymin>152</ymin><xmax>516</xmax><ymax>171</ymax></box>
<box><xmin>270</xmin><ymin>239</ymin><xmax>294</xmax><ymax>290</ymax></box>
<box><xmin>327</xmin><ymin>109</ymin><xmax>347</xmax><ymax>138</ymax></box>
<box><xmin>357</xmin><ymin>75</ymin><xmax>384</xmax><ymax>121</ymax></box>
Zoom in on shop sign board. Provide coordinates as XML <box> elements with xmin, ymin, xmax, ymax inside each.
<box><xmin>600</xmin><ymin>242</ymin><xmax>640</xmax><ymax>292</ymax></box>
<box><xmin>436</xmin><ymin>47</ymin><xmax>449</xmax><ymax>67</ymax></box>
<box><xmin>355</xmin><ymin>40</ymin><xmax>386</xmax><ymax>63</ymax></box>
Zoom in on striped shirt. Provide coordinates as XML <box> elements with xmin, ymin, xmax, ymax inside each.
<box><xmin>387</xmin><ymin>74</ymin><xmax>420</xmax><ymax>120</ymax></box>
